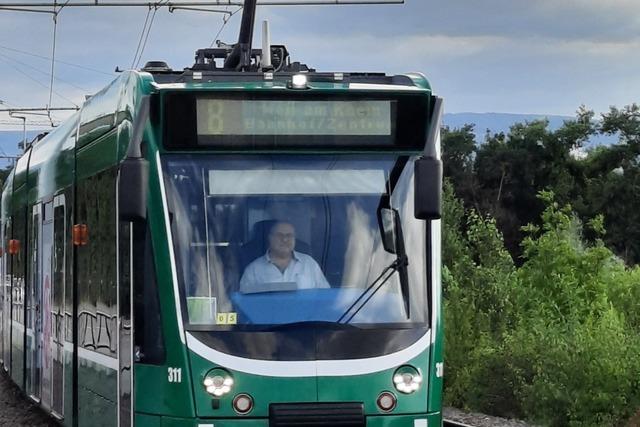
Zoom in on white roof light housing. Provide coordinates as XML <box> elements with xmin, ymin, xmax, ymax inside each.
<box><xmin>288</xmin><ymin>74</ymin><xmax>308</xmax><ymax>89</ymax></box>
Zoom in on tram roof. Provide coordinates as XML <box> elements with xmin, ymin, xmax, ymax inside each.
<box><xmin>145</xmin><ymin>71</ymin><xmax>431</xmax><ymax>92</ymax></box>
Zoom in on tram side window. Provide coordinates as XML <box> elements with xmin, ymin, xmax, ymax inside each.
<box><xmin>2</xmin><ymin>222</ymin><xmax>10</xmax><ymax>332</ymax></box>
<box><xmin>12</xmin><ymin>213</ymin><xmax>25</xmax><ymax>326</ymax></box>
<box><xmin>77</xmin><ymin>169</ymin><xmax>118</xmax><ymax>357</ymax></box>
<box><xmin>64</xmin><ymin>198</ymin><xmax>73</xmax><ymax>343</ymax></box>
<box><xmin>27</xmin><ymin>209</ymin><xmax>40</xmax><ymax>334</ymax></box>
<box><xmin>133</xmin><ymin>224</ymin><xmax>164</xmax><ymax>365</ymax></box>
<box><xmin>53</xmin><ymin>203</ymin><xmax>65</xmax><ymax>347</ymax></box>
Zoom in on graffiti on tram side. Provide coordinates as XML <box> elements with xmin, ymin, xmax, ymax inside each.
<box><xmin>78</xmin><ymin>310</ymin><xmax>117</xmax><ymax>356</ymax></box>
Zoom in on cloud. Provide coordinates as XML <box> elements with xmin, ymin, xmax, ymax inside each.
<box><xmin>282</xmin><ymin>30</ymin><xmax>640</xmax><ymax>114</ymax></box>
<box><xmin>260</xmin><ymin>0</ymin><xmax>640</xmax><ymax>43</ymax></box>
<box><xmin>285</xmin><ymin>31</ymin><xmax>640</xmax><ymax>71</ymax></box>
<box><xmin>1</xmin><ymin>0</ymin><xmax>639</xmax><ymax>127</ymax></box>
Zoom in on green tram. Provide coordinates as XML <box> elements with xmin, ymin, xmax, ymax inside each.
<box><xmin>0</xmin><ymin>10</ymin><xmax>444</xmax><ymax>427</ymax></box>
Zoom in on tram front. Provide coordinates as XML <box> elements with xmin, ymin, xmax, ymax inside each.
<box><xmin>157</xmin><ymin>79</ymin><xmax>443</xmax><ymax>426</ymax></box>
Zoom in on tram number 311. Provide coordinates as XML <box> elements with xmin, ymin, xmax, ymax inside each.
<box><xmin>168</xmin><ymin>367</ymin><xmax>183</xmax><ymax>383</ymax></box>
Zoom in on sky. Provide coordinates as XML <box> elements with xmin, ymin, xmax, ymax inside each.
<box><xmin>0</xmin><ymin>0</ymin><xmax>639</xmax><ymax>135</ymax></box>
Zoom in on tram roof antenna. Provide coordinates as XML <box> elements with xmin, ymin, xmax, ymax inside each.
<box><xmin>223</xmin><ymin>0</ymin><xmax>257</xmax><ymax>71</ymax></box>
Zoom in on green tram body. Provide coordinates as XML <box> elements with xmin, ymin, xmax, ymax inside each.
<box><xmin>0</xmin><ymin>67</ymin><xmax>443</xmax><ymax>427</ymax></box>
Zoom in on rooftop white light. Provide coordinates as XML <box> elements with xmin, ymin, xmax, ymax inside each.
<box><xmin>290</xmin><ymin>74</ymin><xmax>308</xmax><ymax>89</ymax></box>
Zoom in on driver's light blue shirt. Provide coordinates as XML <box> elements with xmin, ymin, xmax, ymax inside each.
<box><xmin>239</xmin><ymin>251</ymin><xmax>330</xmax><ymax>293</ymax></box>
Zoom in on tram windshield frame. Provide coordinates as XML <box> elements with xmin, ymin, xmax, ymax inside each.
<box><xmin>161</xmin><ymin>153</ymin><xmax>430</xmax><ymax>333</ymax></box>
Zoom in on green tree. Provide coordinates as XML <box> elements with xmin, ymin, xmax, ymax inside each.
<box><xmin>441</xmin><ymin>125</ymin><xmax>478</xmax><ymax>209</ymax></box>
<box><xmin>571</xmin><ymin>103</ymin><xmax>640</xmax><ymax>264</ymax></box>
<box><xmin>443</xmin><ymin>108</ymin><xmax>597</xmax><ymax>264</ymax></box>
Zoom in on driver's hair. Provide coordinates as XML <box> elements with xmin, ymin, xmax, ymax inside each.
<box><xmin>268</xmin><ymin>220</ymin><xmax>295</xmax><ymax>235</ymax></box>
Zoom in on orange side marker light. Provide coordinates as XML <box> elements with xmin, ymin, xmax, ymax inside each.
<box><xmin>8</xmin><ymin>239</ymin><xmax>20</xmax><ymax>255</ymax></box>
<box><xmin>73</xmin><ymin>224</ymin><xmax>89</xmax><ymax>246</ymax></box>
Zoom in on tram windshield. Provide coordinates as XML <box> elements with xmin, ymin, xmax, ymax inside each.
<box><xmin>162</xmin><ymin>154</ymin><xmax>428</xmax><ymax>330</ymax></box>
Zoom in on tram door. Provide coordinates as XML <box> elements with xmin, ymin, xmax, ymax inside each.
<box><xmin>41</xmin><ymin>201</ymin><xmax>54</xmax><ymax>410</ymax></box>
<box><xmin>26</xmin><ymin>201</ymin><xmax>56</xmax><ymax>409</ymax></box>
<box><xmin>3</xmin><ymin>219</ymin><xmax>12</xmax><ymax>372</ymax></box>
<box><xmin>51</xmin><ymin>196</ymin><xmax>66</xmax><ymax>418</ymax></box>
<box><xmin>27</xmin><ymin>205</ymin><xmax>42</xmax><ymax>400</ymax></box>
<box><xmin>26</xmin><ymin>203</ymin><xmax>42</xmax><ymax>401</ymax></box>
<box><xmin>0</xmin><ymin>220</ymin><xmax>5</xmax><ymax>368</ymax></box>
<box><xmin>118</xmin><ymin>221</ymin><xmax>133</xmax><ymax>427</ymax></box>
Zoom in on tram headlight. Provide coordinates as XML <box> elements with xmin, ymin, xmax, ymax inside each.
<box><xmin>289</xmin><ymin>74</ymin><xmax>308</xmax><ymax>89</ymax></box>
<box><xmin>203</xmin><ymin>368</ymin><xmax>234</xmax><ymax>397</ymax></box>
<box><xmin>392</xmin><ymin>366</ymin><xmax>422</xmax><ymax>394</ymax></box>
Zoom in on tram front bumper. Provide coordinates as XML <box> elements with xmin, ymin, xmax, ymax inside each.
<box><xmin>135</xmin><ymin>412</ymin><xmax>442</xmax><ymax>427</ymax></box>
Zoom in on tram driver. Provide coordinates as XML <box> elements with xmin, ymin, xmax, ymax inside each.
<box><xmin>239</xmin><ymin>221</ymin><xmax>330</xmax><ymax>293</ymax></box>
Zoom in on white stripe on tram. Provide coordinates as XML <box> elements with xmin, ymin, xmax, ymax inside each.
<box><xmin>186</xmin><ymin>330</ymin><xmax>431</xmax><ymax>377</ymax></box>
<box><xmin>432</xmin><ymin>219</ymin><xmax>442</xmax><ymax>344</ymax></box>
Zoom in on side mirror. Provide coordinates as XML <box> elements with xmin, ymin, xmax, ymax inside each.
<box><xmin>119</xmin><ymin>157</ymin><xmax>149</xmax><ymax>222</ymax></box>
<box><xmin>414</xmin><ymin>156</ymin><xmax>442</xmax><ymax>220</ymax></box>
<box><xmin>378</xmin><ymin>207</ymin><xmax>398</xmax><ymax>254</ymax></box>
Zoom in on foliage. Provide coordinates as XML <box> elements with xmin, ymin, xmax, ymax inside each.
<box><xmin>441</xmin><ymin>104</ymin><xmax>640</xmax><ymax>265</ymax></box>
<box><xmin>443</xmin><ymin>188</ymin><xmax>640</xmax><ymax>426</ymax></box>
<box><xmin>442</xmin><ymin>180</ymin><xmax>518</xmax><ymax>410</ymax></box>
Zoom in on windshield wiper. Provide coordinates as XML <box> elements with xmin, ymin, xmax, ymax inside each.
<box><xmin>395</xmin><ymin>213</ymin><xmax>411</xmax><ymax>319</ymax></box>
<box><xmin>337</xmin><ymin>254</ymin><xmax>409</xmax><ymax>324</ymax></box>
<box><xmin>338</xmin><ymin>207</ymin><xmax>411</xmax><ymax>324</ymax></box>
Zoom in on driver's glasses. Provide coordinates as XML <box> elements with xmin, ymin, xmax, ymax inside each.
<box><xmin>272</xmin><ymin>232</ymin><xmax>295</xmax><ymax>241</ymax></box>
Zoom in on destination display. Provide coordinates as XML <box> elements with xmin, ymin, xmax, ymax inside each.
<box><xmin>162</xmin><ymin>91</ymin><xmax>431</xmax><ymax>151</ymax></box>
<box><xmin>196</xmin><ymin>99</ymin><xmax>392</xmax><ymax>136</ymax></box>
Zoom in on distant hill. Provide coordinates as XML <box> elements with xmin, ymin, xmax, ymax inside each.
<box><xmin>442</xmin><ymin>112</ymin><xmax>617</xmax><ymax>148</ymax></box>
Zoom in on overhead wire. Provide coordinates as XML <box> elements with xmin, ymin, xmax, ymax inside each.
<box><xmin>0</xmin><ymin>44</ymin><xmax>114</xmax><ymax>76</ymax></box>
<box><xmin>209</xmin><ymin>5</ymin><xmax>243</xmax><ymax>47</ymax></box>
<box><xmin>0</xmin><ymin>100</ymin><xmax>23</xmax><ymax>153</ymax></box>
<box><xmin>134</xmin><ymin>6</ymin><xmax>159</xmax><ymax>69</ymax></box>
<box><xmin>0</xmin><ymin>98</ymin><xmax>19</xmax><ymax>108</ymax></box>
<box><xmin>0</xmin><ymin>55</ymin><xmax>79</xmax><ymax>107</ymax></box>
<box><xmin>57</xmin><ymin>0</ymin><xmax>72</xmax><ymax>12</ymax></box>
<box><xmin>0</xmin><ymin>50</ymin><xmax>91</xmax><ymax>93</ymax></box>
<box><xmin>2</xmin><ymin>0</ymin><xmax>245</xmax><ymax>117</ymax></box>
<box><xmin>47</xmin><ymin>1</ymin><xmax>59</xmax><ymax>125</ymax></box>
<box><xmin>0</xmin><ymin>120</ymin><xmax>58</xmax><ymax>126</ymax></box>
<box><xmin>130</xmin><ymin>7</ymin><xmax>152</xmax><ymax>69</ymax></box>
<box><xmin>212</xmin><ymin>1</ymin><xmax>231</xmax><ymax>42</ymax></box>
<box><xmin>132</xmin><ymin>0</ymin><xmax>175</xmax><ymax>68</ymax></box>
<box><xmin>44</xmin><ymin>0</ymin><xmax>79</xmax><ymax>125</ymax></box>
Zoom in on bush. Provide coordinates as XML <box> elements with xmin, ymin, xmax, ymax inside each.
<box><xmin>443</xmin><ymin>189</ymin><xmax>640</xmax><ymax>425</ymax></box>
